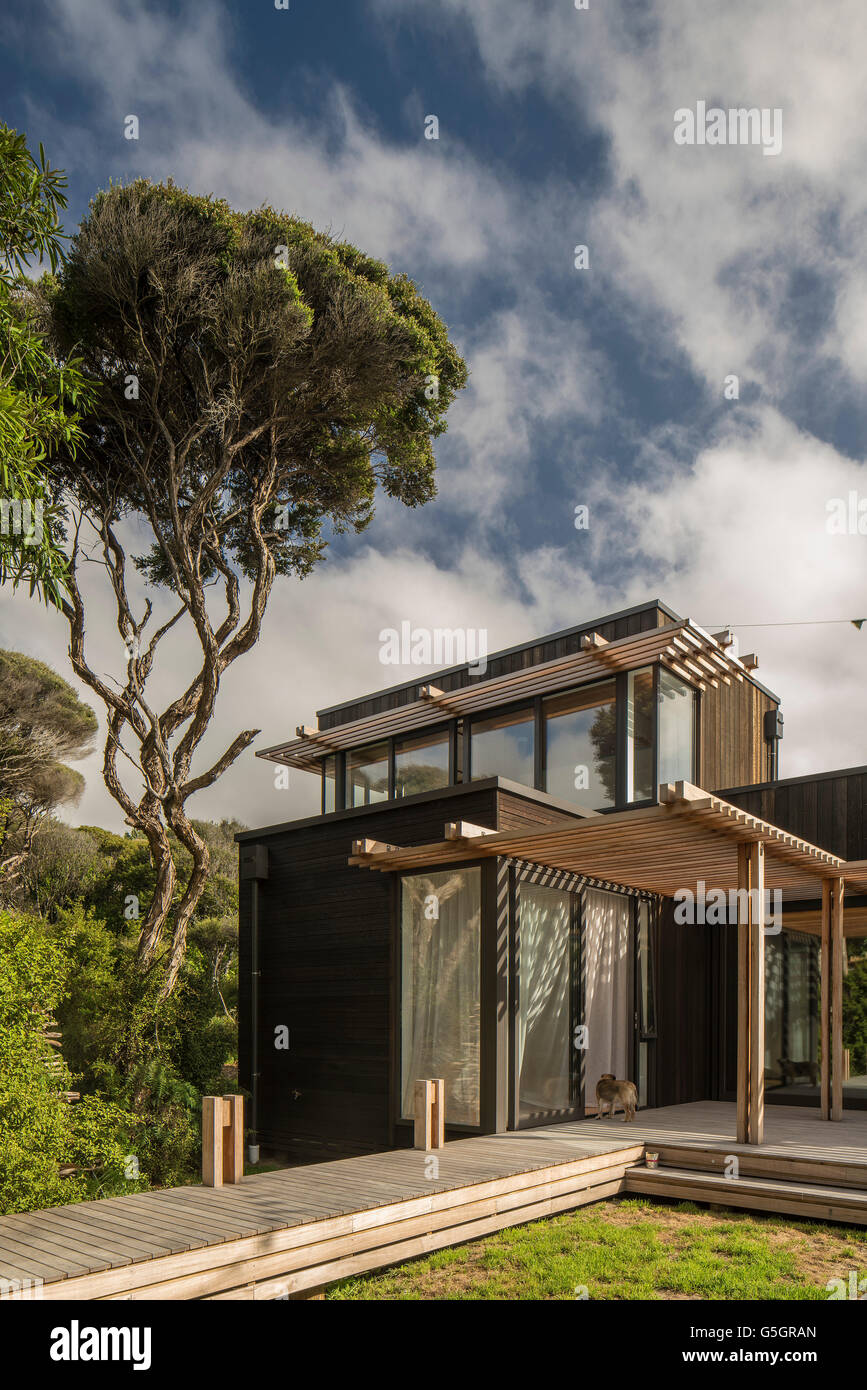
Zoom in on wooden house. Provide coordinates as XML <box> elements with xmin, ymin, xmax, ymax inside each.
<box><xmin>237</xmin><ymin>599</ymin><xmax>867</xmax><ymax>1165</ymax></box>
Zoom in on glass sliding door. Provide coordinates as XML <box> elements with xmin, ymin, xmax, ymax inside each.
<box><xmin>516</xmin><ymin>883</ymin><xmax>577</xmax><ymax>1123</ymax></box>
<box><xmin>583</xmin><ymin>888</ymin><xmax>632</xmax><ymax>1112</ymax></box>
<box><xmin>400</xmin><ymin>867</ymin><xmax>481</xmax><ymax>1126</ymax></box>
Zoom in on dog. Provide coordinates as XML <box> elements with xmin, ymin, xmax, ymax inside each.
<box><xmin>595</xmin><ymin>1073</ymin><xmax>638</xmax><ymax>1122</ymax></box>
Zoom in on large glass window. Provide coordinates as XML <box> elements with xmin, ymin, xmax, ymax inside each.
<box><xmin>394</xmin><ymin>729</ymin><xmax>450</xmax><ymax>797</ymax></box>
<box><xmin>543</xmin><ymin>681</ymin><xmax>616</xmax><ymax>809</ymax></box>
<box><xmin>345</xmin><ymin>741</ymin><xmax>389</xmax><ymax>807</ymax></box>
<box><xmin>518</xmin><ymin>884</ymin><xmax>573</xmax><ymax>1121</ymax></box>
<box><xmin>400</xmin><ymin>867</ymin><xmax>481</xmax><ymax>1126</ymax></box>
<box><xmin>470</xmin><ymin>707</ymin><xmax>534</xmax><ymax>785</ymax></box>
<box><xmin>627</xmin><ymin>668</ymin><xmax>655</xmax><ymax>802</ymax></box>
<box><xmin>658</xmin><ymin>669</ymin><xmax>696</xmax><ymax>787</ymax></box>
<box><xmin>764</xmin><ymin>931</ymin><xmax>819</xmax><ymax>1093</ymax></box>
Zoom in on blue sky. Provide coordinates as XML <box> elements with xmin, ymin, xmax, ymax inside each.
<box><xmin>2</xmin><ymin>0</ymin><xmax>867</xmax><ymax>830</ymax></box>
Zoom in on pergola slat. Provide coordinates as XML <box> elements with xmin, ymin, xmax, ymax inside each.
<box><xmin>262</xmin><ymin>621</ymin><xmax>758</xmax><ymax>771</ymax></box>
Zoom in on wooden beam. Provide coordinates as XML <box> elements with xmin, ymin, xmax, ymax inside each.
<box><xmin>295</xmin><ymin>725</ymin><xmax>339</xmax><ymax>748</ymax></box>
<box><xmin>444</xmin><ymin>821</ymin><xmax>497</xmax><ymax>841</ymax></box>
<box><xmin>748</xmin><ymin>841</ymin><xmax>765</xmax><ymax>1146</ymax></box>
<box><xmin>832</xmin><ymin>878</ymin><xmax>845</xmax><ymax>1122</ymax></box>
<box><xmin>350</xmin><ymin>838</ymin><xmax>404</xmax><ymax>857</ymax></box>
<box><xmin>580</xmin><ymin>632</ymin><xmax>609</xmax><ymax>651</ymax></box>
<box><xmin>820</xmin><ymin>880</ymin><xmax>831</xmax><ymax>1120</ymax></box>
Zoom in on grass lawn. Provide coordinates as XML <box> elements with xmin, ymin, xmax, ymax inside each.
<box><xmin>327</xmin><ymin>1196</ymin><xmax>867</xmax><ymax>1300</ymax></box>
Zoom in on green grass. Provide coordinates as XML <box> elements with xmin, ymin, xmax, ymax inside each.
<box><xmin>327</xmin><ymin>1196</ymin><xmax>867</xmax><ymax>1300</ymax></box>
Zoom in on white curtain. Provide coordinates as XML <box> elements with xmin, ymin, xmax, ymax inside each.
<box><xmin>400</xmin><ymin>868</ymin><xmax>481</xmax><ymax>1125</ymax></box>
<box><xmin>517</xmin><ymin>885</ymin><xmax>572</xmax><ymax>1115</ymax></box>
<box><xmin>583</xmin><ymin>888</ymin><xmax>631</xmax><ymax>1108</ymax></box>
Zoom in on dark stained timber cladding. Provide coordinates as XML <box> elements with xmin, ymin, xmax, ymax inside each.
<box><xmin>723</xmin><ymin>769</ymin><xmax>867</xmax><ymax>860</ymax></box>
<box><xmin>654</xmin><ymin>898</ymin><xmax>713</xmax><ymax>1106</ymax></box>
<box><xmin>495</xmin><ymin>788</ymin><xmax>588</xmax><ymax>831</ymax></box>
<box><xmin>238</xmin><ymin>787</ymin><xmax>500</xmax><ymax>1161</ymax></box>
<box><xmin>317</xmin><ymin>605</ymin><xmax>668</xmax><ymax>731</ymax></box>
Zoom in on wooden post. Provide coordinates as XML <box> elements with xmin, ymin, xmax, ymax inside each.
<box><xmin>831</xmin><ymin>877</ymin><xmax>845</xmax><ymax>1122</ymax></box>
<box><xmin>202</xmin><ymin>1094</ymin><xmax>245</xmax><ymax>1186</ymax></box>
<box><xmin>736</xmin><ymin>842</ymin><xmax>765</xmax><ymax>1145</ymax></box>
<box><xmin>413</xmin><ymin>1079</ymin><xmax>445</xmax><ymax>1150</ymax></box>
<box><xmin>736</xmin><ymin>843</ymin><xmax>751</xmax><ymax>1144</ymax></box>
<box><xmin>748</xmin><ymin>842</ymin><xmax>765</xmax><ymax>1146</ymax></box>
<box><xmin>223</xmin><ymin>1094</ymin><xmax>244</xmax><ymax>1183</ymax></box>
<box><xmin>820</xmin><ymin>880</ymin><xmax>831</xmax><ymax>1120</ymax></box>
<box><xmin>202</xmin><ymin>1096</ymin><xmax>223</xmax><ymax>1187</ymax></box>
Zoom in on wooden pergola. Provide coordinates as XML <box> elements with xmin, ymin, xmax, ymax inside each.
<box><xmin>350</xmin><ymin>782</ymin><xmax>867</xmax><ymax>1146</ymax></box>
<box><xmin>261</xmin><ymin>619</ymin><xmax>756</xmax><ymax>772</ymax></box>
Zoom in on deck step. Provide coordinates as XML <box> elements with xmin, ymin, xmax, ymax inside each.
<box><xmin>644</xmin><ymin>1142</ymin><xmax>867</xmax><ymax>1192</ymax></box>
<box><xmin>626</xmin><ymin>1165</ymin><xmax>867</xmax><ymax>1225</ymax></box>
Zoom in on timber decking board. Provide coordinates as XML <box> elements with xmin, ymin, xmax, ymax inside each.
<box><xmin>0</xmin><ymin>1131</ymin><xmax>641</xmax><ymax>1289</ymax></box>
<box><xmin>1</xmin><ymin>1103</ymin><xmax>864</xmax><ymax>1298</ymax></box>
<box><xmin>3</xmin><ymin>1199</ymin><xmax>203</xmax><ymax>1250</ymax></box>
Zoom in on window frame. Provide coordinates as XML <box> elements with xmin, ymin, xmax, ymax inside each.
<box><xmin>540</xmin><ymin>676</ymin><xmax>618</xmax><ymax>812</ymax></box>
<box><xmin>467</xmin><ymin>700</ymin><xmax>537</xmax><ymax>787</ymax></box>
<box><xmin>393</xmin><ymin>723</ymin><xmax>454</xmax><ymax>800</ymax></box>
<box><xmin>327</xmin><ymin>662</ymin><xmax>701</xmax><ymax>815</ymax></box>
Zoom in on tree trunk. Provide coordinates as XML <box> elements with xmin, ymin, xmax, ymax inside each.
<box><xmin>160</xmin><ymin>809</ymin><xmax>210</xmax><ymax>997</ymax></box>
<box><xmin>137</xmin><ymin>824</ymin><xmax>178</xmax><ymax>972</ymax></box>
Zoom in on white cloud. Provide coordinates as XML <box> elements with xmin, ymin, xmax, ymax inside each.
<box><xmin>4</xmin><ymin>0</ymin><xmax>866</xmax><ymax>847</ymax></box>
<box><xmin>376</xmin><ymin>0</ymin><xmax>867</xmax><ymax>394</ymax></box>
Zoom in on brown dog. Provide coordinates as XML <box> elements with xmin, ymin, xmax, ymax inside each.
<box><xmin>595</xmin><ymin>1073</ymin><xmax>638</xmax><ymax>1122</ymax></box>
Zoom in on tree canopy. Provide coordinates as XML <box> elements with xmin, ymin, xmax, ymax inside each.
<box><xmin>0</xmin><ymin>649</ymin><xmax>97</xmax><ymax>888</ymax></box>
<box><xmin>0</xmin><ymin>124</ymin><xmax>93</xmax><ymax>605</ymax></box>
<box><xmin>32</xmin><ymin>178</ymin><xmax>466</xmax><ymax>993</ymax></box>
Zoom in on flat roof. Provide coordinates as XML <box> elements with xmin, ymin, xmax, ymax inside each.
<box><xmin>316</xmin><ymin>597</ymin><xmax>781</xmax><ymax>719</ymax></box>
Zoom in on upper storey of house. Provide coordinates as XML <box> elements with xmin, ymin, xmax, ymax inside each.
<box><xmin>258</xmin><ymin>599</ymin><xmax>782</xmax><ymax>817</ymax></box>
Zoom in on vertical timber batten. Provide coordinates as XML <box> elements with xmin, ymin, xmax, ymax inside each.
<box><xmin>748</xmin><ymin>841</ymin><xmax>765</xmax><ymax>1145</ymax></box>
<box><xmin>831</xmin><ymin>876</ymin><xmax>845</xmax><ymax>1123</ymax></box>
<box><xmin>820</xmin><ymin>880</ymin><xmax>832</xmax><ymax>1120</ymax></box>
<box><xmin>736</xmin><ymin>840</ymin><xmax>765</xmax><ymax>1145</ymax></box>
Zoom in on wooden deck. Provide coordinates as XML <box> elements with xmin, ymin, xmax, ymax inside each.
<box><xmin>1</xmin><ymin>1103</ymin><xmax>864</xmax><ymax>1301</ymax></box>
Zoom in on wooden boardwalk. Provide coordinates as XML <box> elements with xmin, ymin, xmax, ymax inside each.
<box><xmin>1</xmin><ymin>1103</ymin><xmax>864</xmax><ymax>1301</ymax></box>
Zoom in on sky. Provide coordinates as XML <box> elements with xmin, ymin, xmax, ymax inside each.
<box><xmin>2</xmin><ymin>0</ymin><xmax>867</xmax><ymax>833</ymax></box>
